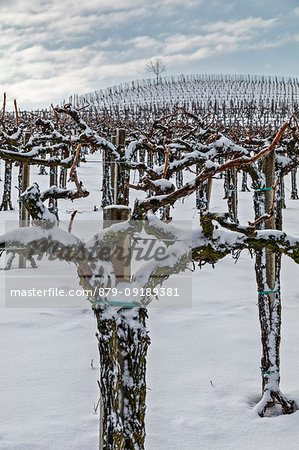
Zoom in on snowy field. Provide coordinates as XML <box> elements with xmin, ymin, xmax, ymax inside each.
<box><xmin>1</xmin><ymin>156</ymin><xmax>299</xmax><ymax>449</ymax></box>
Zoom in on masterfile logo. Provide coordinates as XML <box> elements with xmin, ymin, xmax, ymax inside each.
<box><xmin>4</xmin><ymin>219</ymin><xmax>192</xmax><ymax>308</ymax></box>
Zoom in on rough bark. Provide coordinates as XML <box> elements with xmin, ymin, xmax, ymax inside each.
<box><xmin>227</xmin><ymin>167</ymin><xmax>238</xmax><ymax>223</ymax></box>
<box><xmin>279</xmin><ymin>175</ymin><xmax>286</xmax><ymax>209</ymax></box>
<box><xmin>49</xmin><ymin>165</ymin><xmax>58</xmax><ymax>217</ymax></box>
<box><xmin>59</xmin><ymin>166</ymin><xmax>67</xmax><ymax>189</ymax></box>
<box><xmin>254</xmin><ymin>151</ymin><xmax>296</xmax><ymax>416</ymax></box>
<box><xmin>241</xmin><ymin>170</ymin><xmax>250</xmax><ymax>191</ymax></box>
<box><xmin>291</xmin><ymin>168</ymin><xmax>298</xmax><ymax>199</ymax></box>
<box><xmin>38</xmin><ymin>165</ymin><xmax>47</xmax><ymax>175</ymax></box>
<box><xmin>101</xmin><ymin>149</ymin><xmax>114</xmax><ymax>208</ymax></box>
<box><xmin>0</xmin><ymin>162</ymin><xmax>13</xmax><ymax>211</ymax></box>
<box><xmin>94</xmin><ymin>307</ymin><xmax>149</xmax><ymax>450</ymax></box>
<box><xmin>255</xmin><ymin>252</ymin><xmax>295</xmax><ymax>417</ymax></box>
<box><xmin>196</xmin><ymin>164</ymin><xmax>212</xmax><ymax>213</ymax></box>
<box><xmin>175</xmin><ymin>151</ymin><xmax>183</xmax><ymax>188</ymax></box>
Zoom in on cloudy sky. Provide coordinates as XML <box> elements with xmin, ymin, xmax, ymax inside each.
<box><xmin>1</xmin><ymin>0</ymin><xmax>298</xmax><ymax>110</ymax></box>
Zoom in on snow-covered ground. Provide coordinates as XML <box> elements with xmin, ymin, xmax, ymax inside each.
<box><xmin>1</xmin><ymin>156</ymin><xmax>299</xmax><ymax>449</ymax></box>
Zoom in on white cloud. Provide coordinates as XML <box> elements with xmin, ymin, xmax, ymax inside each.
<box><xmin>202</xmin><ymin>16</ymin><xmax>277</xmax><ymax>33</ymax></box>
<box><xmin>0</xmin><ymin>1</ymin><xmax>296</xmax><ymax>109</ymax></box>
<box><xmin>161</xmin><ymin>17</ymin><xmax>278</xmax><ymax>58</ymax></box>
<box><xmin>128</xmin><ymin>36</ymin><xmax>162</xmax><ymax>50</ymax></box>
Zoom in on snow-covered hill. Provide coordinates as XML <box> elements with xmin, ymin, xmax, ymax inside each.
<box><xmin>71</xmin><ymin>74</ymin><xmax>299</xmax><ymax>125</ymax></box>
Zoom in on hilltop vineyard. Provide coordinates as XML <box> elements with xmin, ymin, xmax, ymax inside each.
<box><xmin>70</xmin><ymin>74</ymin><xmax>299</xmax><ymax>130</ymax></box>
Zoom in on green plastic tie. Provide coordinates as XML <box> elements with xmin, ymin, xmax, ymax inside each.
<box><xmin>260</xmin><ymin>366</ymin><xmax>278</xmax><ymax>376</ymax></box>
<box><xmin>254</xmin><ymin>187</ymin><xmax>273</xmax><ymax>191</ymax></box>
<box><xmin>199</xmin><ymin>200</ymin><xmax>209</xmax><ymax>203</ymax></box>
<box><xmin>92</xmin><ymin>300</ymin><xmax>146</xmax><ymax>308</ymax></box>
<box><xmin>260</xmin><ymin>367</ymin><xmax>270</xmax><ymax>375</ymax></box>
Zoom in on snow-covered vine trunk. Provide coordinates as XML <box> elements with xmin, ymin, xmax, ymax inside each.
<box><xmin>59</xmin><ymin>166</ymin><xmax>67</xmax><ymax>188</ymax></box>
<box><xmin>101</xmin><ymin>149</ymin><xmax>113</xmax><ymax>208</ymax></box>
<box><xmin>116</xmin><ymin>164</ymin><xmax>130</xmax><ymax>206</ymax></box>
<box><xmin>115</xmin><ymin>129</ymin><xmax>129</xmax><ymax>206</ymax></box>
<box><xmin>38</xmin><ymin>165</ymin><xmax>47</xmax><ymax>175</ymax></box>
<box><xmin>176</xmin><ymin>150</ymin><xmax>183</xmax><ymax>188</ymax></box>
<box><xmin>291</xmin><ymin>168</ymin><xmax>298</xmax><ymax>199</ymax></box>
<box><xmin>49</xmin><ymin>165</ymin><xmax>58</xmax><ymax>215</ymax></box>
<box><xmin>0</xmin><ymin>162</ymin><xmax>13</xmax><ymax>210</ymax></box>
<box><xmin>241</xmin><ymin>170</ymin><xmax>250</xmax><ymax>192</ymax></box>
<box><xmin>279</xmin><ymin>175</ymin><xmax>286</xmax><ymax>209</ymax></box>
<box><xmin>94</xmin><ymin>307</ymin><xmax>149</xmax><ymax>449</ymax></box>
<box><xmin>254</xmin><ymin>250</ymin><xmax>295</xmax><ymax>416</ymax></box>
<box><xmin>227</xmin><ymin>167</ymin><xmax>238</xmax><ymax>223</ymax></box>
<box><xmin>275</xmin><ymin>177</ymin><xmax>284</xmax><ymax>230</ymax></box>
<box><xmin>223</xmin><ymin>167</ymin><xmax>228</xmax><ymax>199</ymax></box>
<box><xmin>18</xmin><ymin>164</ymin><xmax>23</xmax><ymax>219</ymax></box>
<box><xmin>138</xmin><ymin>149</ymin><xmax>145</xmax><ymax>178</ymax></box>
<box><xmin>59</xmin><ymin>147</ymin><xmax>69</xmax><ymax>189</ymax></box>
<box><xmin>18</xmin><ymin>162</ymin><xmax>30</xmax><ymax>268</ymax></box>
<box><xmin>196</xmin><ymin>164</ymin><xmax>212</xmax><ymax>212</ymax></box>
<box><xmin>254</xmin><ymin>151</ymin><xmax>296</xmax><ymax>416</ymax></box>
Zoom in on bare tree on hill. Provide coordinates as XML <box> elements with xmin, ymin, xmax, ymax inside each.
<box><xmin>145</xmin><ymin>58</ymin><xmax>168</xmax><ymax>84</ymax></box>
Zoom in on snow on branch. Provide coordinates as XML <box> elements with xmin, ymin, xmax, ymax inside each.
<box><xmin>54</xmin><ymin>105</ymin><xmax>119</xmax><ymax>157</ymax></box>
<box><xmin>132</xmin><ymin>119</ymin><xmax>291</xmax><ymax>218</ymax></box>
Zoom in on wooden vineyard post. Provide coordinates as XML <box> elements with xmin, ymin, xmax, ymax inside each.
<box><xmin>103</xmin><ymin>129</ymin><xmax>131</xmax><ymax>279</ymax></box>
<box><xmin>110</xmin><ymin>128</ymin><xmax>129</xmax><ymax>206</ymax></box>
<box><xmin>19</xmin><ymin>132</ymin><xmax>30</xmax><ymax>268</ymax></box>
<box><xmin>206</xmin><ymin>176</ymin><xmax>213</xmax><ymax>207</ymax></box>
<box><xmin>263</xmin><ymin>151</ymin><xmax>275</xmax><ymax>305</ymax></box>
<box><xmin>101</xmin><ymin>128</ymin><xmax>127</xmax><ymax>210</ymax></box>
<box><xmin>103</xmin><ymin>205</ymin><xmax>131</xmax><ymax>282</ymax></box>
<box><xmin>103</xmin><ymin>128</ymin><xmax>130</xmax><ymax>282</ymax></box>
<box><xmin>110</xmin><ymin>135</ymin><xmax>118</xmax><ymax>204</ymax></box>
<box><xmin>229</xmin><ymin>167</ymin><xmax>238</xmax><ymax>223</ymax></box>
